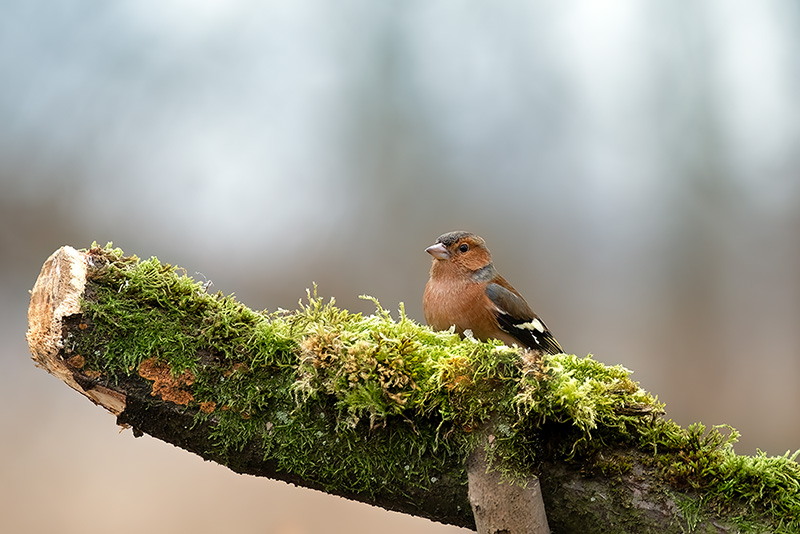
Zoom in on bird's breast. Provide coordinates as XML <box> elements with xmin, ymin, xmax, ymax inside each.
<box><xmin>423</xmin><ymin>278</ymin><xmax>498</xmax><ymax>339</ymax></box>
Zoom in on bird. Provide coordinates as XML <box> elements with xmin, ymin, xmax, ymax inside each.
<box><xmin>423</xmin><ymin>231</ymin><xmax>563</xmax><ymax>355</ymax></box>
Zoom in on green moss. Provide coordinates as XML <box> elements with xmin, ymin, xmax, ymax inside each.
<box><xmin>70</xmin><ymin>243</ymin><xmax>800</xmax><ymax>532</ymax></box>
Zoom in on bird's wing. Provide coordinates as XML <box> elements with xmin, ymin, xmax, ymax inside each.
<box><xmin>485</xmin><ymin>282</ymin><xmax>563</xmax><ymax>355</ymax></box>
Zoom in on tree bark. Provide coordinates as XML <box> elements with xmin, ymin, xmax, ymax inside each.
<box><xmin>26</xmin><ymin>246</ymin><xmax>790</xmax><ymax>534</ymax></box>
<box><xmin>467</xmin><ymin>433</ymin><xmax>550</xmax><ymax>534</ymax></box>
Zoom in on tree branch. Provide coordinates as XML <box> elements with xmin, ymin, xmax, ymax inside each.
<box><xmin>27</xmin><ymin>245</ymin><xmax>800</xmax><ymax>533</ymax></box>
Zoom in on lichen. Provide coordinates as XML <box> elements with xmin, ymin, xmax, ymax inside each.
<box><xmin>138</xmin><ymin>357</ymin><xmax>195</xmax><ymax>405</ymax></box>
<box><xmin>68</xmin><ymin>243</ymin><xmax>800</xmax><ymax>533</ymax></box>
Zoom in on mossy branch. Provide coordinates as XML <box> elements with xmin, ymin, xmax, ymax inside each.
<box><xmin>27</xmin><ymin>245</ymin><xmax>800</xmax><ymax>533</ymax></box>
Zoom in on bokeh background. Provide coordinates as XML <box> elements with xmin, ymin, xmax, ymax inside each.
<box><xmin>3</xmin><ymin>1</ymin><xmax>799</xmax><ymax>533</ymax></box>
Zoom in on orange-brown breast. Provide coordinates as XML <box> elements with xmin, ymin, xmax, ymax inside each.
<box><xmin>423</xmin><ymin>275</ymin><xmax>519</xmax><ymax>347</ymax></box>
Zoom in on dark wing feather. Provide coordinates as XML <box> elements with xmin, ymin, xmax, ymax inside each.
<box><xmin>485</xmin><ymin>282</ymin><xmax>563</xmax><ymax>354</ymax></box>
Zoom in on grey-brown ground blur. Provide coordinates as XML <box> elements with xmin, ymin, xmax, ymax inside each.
<box><xmin>3</xmin><ymin>2</ymin><xmax>799</xmax><ymax>533</ymax></box>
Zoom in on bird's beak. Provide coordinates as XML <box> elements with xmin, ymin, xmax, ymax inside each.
<box><xmin>425</xmin><ymin>243</ymin><xmax>450</xmax><ymax>260</ymax></box>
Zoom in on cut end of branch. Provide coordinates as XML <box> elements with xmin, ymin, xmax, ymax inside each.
<box><xmin>26</xmin><ymin>246</ymin><xmax>125</xmax><ymax>415</ymax></box>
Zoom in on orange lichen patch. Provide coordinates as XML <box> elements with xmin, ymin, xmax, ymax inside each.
<box><xmin>66</xmin><ymin>354</ymin><xmax>86</xmax><ymax>369</ymax></box>
<box><xmin>138</xmin><ymin>358</ymin><xmax>195</xmax><ymax>406</ymax></box>
<box><xmin>199</xmin><ymin>401</ymin><xmax>216</xmax><ymax>414</ymax></box>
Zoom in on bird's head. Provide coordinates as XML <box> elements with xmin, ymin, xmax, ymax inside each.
<box><xmin>425</xmin><ymin>231</ymin><xmax>492</xmax><ymax>274</ymax></box>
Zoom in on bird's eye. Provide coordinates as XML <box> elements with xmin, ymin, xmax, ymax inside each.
<box><xmin>458</xmin><ymin>243</ymin><xmax>469</xmax><ymax>253</ymax></box>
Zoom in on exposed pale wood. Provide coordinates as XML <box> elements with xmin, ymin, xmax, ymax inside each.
<box><xmin>467</xmin><ymin>448</ymin><xmax>550</xmax><ymax>534</ymax></box>
<box><xmin>26</xmin><ymin>246</ymin><xmax>127</xmax><ymax>415</ymax></box>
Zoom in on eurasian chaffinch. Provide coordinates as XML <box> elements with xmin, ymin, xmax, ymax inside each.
<box><xmin>423</xmin><ymin>231</ymin><xmax>563</xmax><ymax>355</ymax></box>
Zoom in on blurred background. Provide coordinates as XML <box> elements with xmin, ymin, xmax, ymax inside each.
<box><xmin>3</xmin><ymin>1</ymin><xmax>799</xmax><ymax>532</ymax></box>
